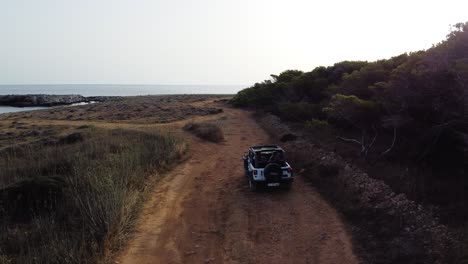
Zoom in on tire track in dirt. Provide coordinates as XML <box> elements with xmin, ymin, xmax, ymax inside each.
<box><xmin>118</xmin><ymin>106</ymin><xmax>360</xmax><ymax>264</ymax></box>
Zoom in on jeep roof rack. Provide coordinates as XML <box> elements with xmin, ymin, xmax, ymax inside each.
<box><xmin>250</xmin><ymin>145</ymin><xmax>284</xmax><ymax>151</ymax></box>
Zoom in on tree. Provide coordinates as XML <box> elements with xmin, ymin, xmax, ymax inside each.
<box><xmin>324</xmin><ymin>94</ymin><xmax>380</xmax><ymax>156</ymax></box>
<box><xmin>271</xmin><ymin>70</ymin><xmax>304</xmax><ymax>83</ymax></box>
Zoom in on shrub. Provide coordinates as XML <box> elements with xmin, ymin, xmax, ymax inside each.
<box><xmin>323</xmin><ymin>94</ymin><xmax>381</xmax><ymax>134</ymax></box>
<box><xmin>305</xmin><ymin>118</ymin><xmax>331</xmax><ymax>131</ymax></box>
<box><xmin>183</xmin><ymin>121</ymin><xmax>224</xmax><ymax>143</ymax></box>
<box><xmin>278</xmin><ymin>102</ymin><xmax>322</xmax><ymax>122</ymax></box>
<box><xmin>270</xmin><ymin>69</ymin><xmax>304</xmax><ymax>83</ymax></box>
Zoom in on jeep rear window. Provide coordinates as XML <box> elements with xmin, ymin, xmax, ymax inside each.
<box><xmin>254</xmin><ymin>150</ymin><xmax>285</xmax><ymax>168</ymax></box>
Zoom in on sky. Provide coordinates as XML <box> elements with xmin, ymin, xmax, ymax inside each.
<box><xmin>0</xmin><ymin>0</ymin><xmax>467</xmax><ymax>86</ymax></box>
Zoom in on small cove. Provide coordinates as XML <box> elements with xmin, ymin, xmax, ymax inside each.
<box><xmin>0</xmin><ymin>101</ymin><xmax>97</xmax><ymax>115</ymax></box>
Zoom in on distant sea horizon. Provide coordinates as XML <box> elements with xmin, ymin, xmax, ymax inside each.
<box><xmin>0</xmin><ymin>84</ymin><xmax>246</xmax><ymax>97</ymax></box>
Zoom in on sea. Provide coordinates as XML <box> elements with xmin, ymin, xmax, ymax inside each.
<box><xmin>0</xmin><ymin>84</ymin><xmax>245</xmax><ymax>114</ymax></box>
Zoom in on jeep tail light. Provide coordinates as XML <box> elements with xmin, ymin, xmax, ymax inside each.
<box><xmin>253</xmin><ymin>170</ymin><xmax>258</xmax><ymax>175</ymax></box>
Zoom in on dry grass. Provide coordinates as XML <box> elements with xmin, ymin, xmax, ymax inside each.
<box><xmin>183</xmin><ymin>121</ymin><xmax>224</xmax><ymax>143</ymax></box>
<box><xmin>0</xmin><ymin>126</ymin><xmax>188</xmax><ymax>264</ymax></box>
<box><xmin>0</xmin><ymin>95</ymin><xmax>227</xmax><ymax>263</ymax></box>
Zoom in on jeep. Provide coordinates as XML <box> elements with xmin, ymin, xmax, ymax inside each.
<box><xmin>243</xmin><ymin>145</ymin><xmax>293</xmax><ymax>191</ymax></box>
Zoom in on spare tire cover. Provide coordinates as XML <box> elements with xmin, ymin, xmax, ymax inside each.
<box><xmin>264</xmin><ymin>163</ymin><xmax>282</xmax><ymax>182</ymax></box>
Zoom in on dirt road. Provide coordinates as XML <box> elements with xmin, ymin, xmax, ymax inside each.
<box><xmin>118</xmin><ymin>106</ymin><xmax>360</xmax><ymax>264</ymax></box>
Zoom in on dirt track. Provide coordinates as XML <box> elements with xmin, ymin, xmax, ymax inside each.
<box><xmin>118</xmin><ymin>106</ymin><xmax>360</xmax><ymax>264</ymax></box>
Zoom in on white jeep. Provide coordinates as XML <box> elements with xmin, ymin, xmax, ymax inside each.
<box><xmin>243</xmin><ymin>145</ymin><xmax>293</xmax><ymax>191</ymax></box>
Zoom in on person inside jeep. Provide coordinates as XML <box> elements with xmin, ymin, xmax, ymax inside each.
<box><xmin>268</xmin><ymin>151</ymin><xmax>284</xmax><ymax>165</ymax></box>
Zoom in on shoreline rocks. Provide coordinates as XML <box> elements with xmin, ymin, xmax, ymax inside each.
<box><xmin>0</xmin><ymin>94</ymin><xmax>115</xmax><ymax>107</ymax></box>
<box><xmin>0</xmin><ymin>94</ymin><xmax>87</xmax><ymax>107</ymax></box>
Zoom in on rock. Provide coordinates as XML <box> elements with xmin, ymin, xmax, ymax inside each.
<box><xmin>204</xmin><ymin>258</ymin><xmax>215</xmax><ymax>263</ymax></box>
<box><xmin>0</xmin><ymin>94</ymin><xmax>87</xmax><ymax>107</ymax></box>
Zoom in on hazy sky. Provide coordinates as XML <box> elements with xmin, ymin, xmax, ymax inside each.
<box><xmin>0</xmin><ymin>0</ymin><xmax>467</xmax><ymax>85</ymax></box>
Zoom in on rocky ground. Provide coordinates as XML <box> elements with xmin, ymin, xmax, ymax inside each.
<box><xmin>1</xmin><ymin>95</ymin><xmax>223</xmax><ymax>123</ymax></box>
<box><xmin>257</xmin><ymin>114</ymin><xmax>461</xmax><ymax>264</ymax></box>
<box><xmin>0</xmin><ymin>95</ymin><xmax>226</xmax><ymax>151</ymax></box>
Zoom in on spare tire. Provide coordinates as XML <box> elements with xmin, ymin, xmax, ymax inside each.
<box><xmin>264</xmin><ymin>163</ymin><xmax>282</xmax><ymax>182</ymax></box>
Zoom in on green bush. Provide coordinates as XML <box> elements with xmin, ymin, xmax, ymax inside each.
<box><xmin>233</xmin><ymin>22</ymin><xmax>468</xmax><ymax>169</ymax></box>
<box><xmin>278</xmin><ymin>102</ymin><xmax>322</xmax><ymax>122</ymax></box>
<box><xmin>324</xmin><ymin>94</ymin><xmax>380</xmax><ymax>129</ymax></box>
<box><xmin>270</xmin><ymin>69</ymin><xmax>304</xmax><ymax>83</ymax></box>
<box><xmin>305</xmin><ymin>118</ymin><xmax>331</xmax><ymax>130</ymax></box>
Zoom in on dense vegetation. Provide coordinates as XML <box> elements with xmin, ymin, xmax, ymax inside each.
<box><xmin>232</xmin><ymin>23</ymin><xmax>468</xmax><ymax>224</ymax></box>
<box><xmin>0</xmin><ymin>127</ymin><xmax>187</xmax><ymax>263</ymax></box>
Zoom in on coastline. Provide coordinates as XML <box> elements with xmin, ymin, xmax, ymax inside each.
<box><xmin>0</xmin><ymin>94</ymin><xmax>114</xmax><ymax>107</ymax></box>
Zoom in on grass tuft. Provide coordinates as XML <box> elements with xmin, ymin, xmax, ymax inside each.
<box><xmin>183</xmin><ymin>121</ymin><xmax>224</xmax><ymax>143</ymax></box>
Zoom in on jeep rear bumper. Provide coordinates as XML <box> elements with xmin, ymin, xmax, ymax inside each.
<box><xmin>253</xmin><ymin>178</ymin><xmax>294</xmax><ymax>184</ymax></box>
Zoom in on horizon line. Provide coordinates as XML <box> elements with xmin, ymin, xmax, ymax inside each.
<box><xmin>0</xmin><ymin>83</ymin><xmax>248</xmax><ymax>86</ymax></box>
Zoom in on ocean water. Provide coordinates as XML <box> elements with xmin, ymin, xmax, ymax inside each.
<box><xmin>0</xmin><ymin>84</ymin><xmax>244</xmax><ymax>96</ymax></box>
<box><xmin>0</xmin><ymin>101</ymin><xmax>97</xmax><ymax>115</ymax></box>
<box><xmin>0</xmin><ymin>106</ymin><xmax>48</xmax><ymax>114</ymax></box>
<box><xmin>0</xmin><ymin>84</ymin><xmax>244</xmax><ymax>114</ymax></box>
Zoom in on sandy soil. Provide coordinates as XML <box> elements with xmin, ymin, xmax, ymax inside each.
<box><xmin>117</xmin><ymin>105</ymin><xmax>360</xmax><ymax>264</ymax></box>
